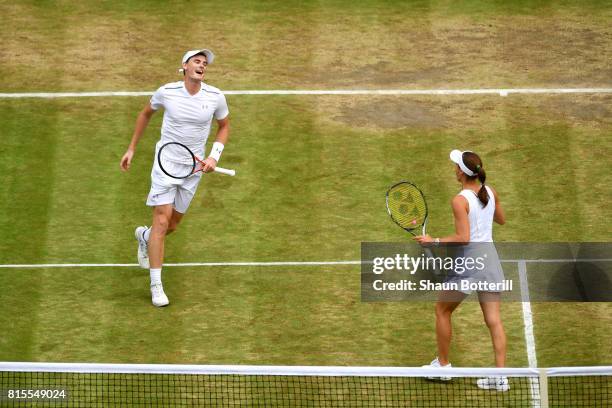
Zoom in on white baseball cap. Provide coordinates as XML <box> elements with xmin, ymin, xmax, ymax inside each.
<box><xmin>182</xmin><ymin>49</ymin><xmax>215</xmax><ymax>65</ymax></box>
<box><xmin>449</xmin><ymin>149</ymin><xmax>475</xmax><ymax>176</ymax></box>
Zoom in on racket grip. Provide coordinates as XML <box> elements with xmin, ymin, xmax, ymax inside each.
<box><xmin>214</xmin><ymin>167</ymin><xmax>236</xmax><ymax>176</ymax></box>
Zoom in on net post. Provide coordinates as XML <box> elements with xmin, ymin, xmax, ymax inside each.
<box><xmin>539</xmin><ymin>368</ymin><xmax>549</xmax><ymax>408</ymax></box>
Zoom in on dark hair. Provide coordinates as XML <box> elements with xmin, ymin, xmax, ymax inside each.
<box><xmin>462</xmin><ymin>152</ymin><xmax>489</xmax><ymax>207</ymax></box>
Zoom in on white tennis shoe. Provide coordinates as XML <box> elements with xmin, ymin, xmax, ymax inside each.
<box><xmin>135</xmin><ymin>226</ymin><xmax>150</xmax><ymax>269</ymax></box>
<box><xmin>477</xmin><ymin>376</ymin><xmax>510</xmax><ymax>392</ymax></box>
<box><xmin>422</xmin><ymin>357</ymin><xmax>452</xmax><ymax>381</ymax></box>
<box><xmin>150</xmin><ymin>283</ymin><xmax>169</xmax><ymax>307</ymax></box>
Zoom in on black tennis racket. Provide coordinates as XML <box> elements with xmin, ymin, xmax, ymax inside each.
<box><xmin>157</xmin><ymin>142</ymin><xmax>235</xmax><ymax>179</ymax></box>
<box><xmin>386</xmin><ymin>181</ymin><xmax>439</xmax><ymax>274</ymax></box>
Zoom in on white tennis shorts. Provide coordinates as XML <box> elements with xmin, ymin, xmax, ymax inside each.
<box><xmin>146</xmin><ymin>160</ymin><xmax>202</xmax><ymax>214</ymax></box>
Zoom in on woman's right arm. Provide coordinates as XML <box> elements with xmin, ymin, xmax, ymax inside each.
<box><xmin>414</xmin><ymin>195</ymin><xmax>470</xmax><ymax>245</ymax></box>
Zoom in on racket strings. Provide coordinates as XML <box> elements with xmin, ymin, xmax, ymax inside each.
<box><xmin>387</xmin><ymin>184</ymin><xmax>427</xmax><ymax>230</ymax></box>
<box><xmin>158</xmin><ymin>143</ymin><xmax>196</xmax><ymax>179</ymax></box>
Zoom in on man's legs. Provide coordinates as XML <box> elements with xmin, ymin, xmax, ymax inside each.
<box><xmin>149</xmin><ymin>205</ymin><xmax>184</xmax><ymax>268</ymax></box>
<box><xmin>148</xmin><ymin>205</ymin><xmax>184</xmax><ymax>307</ymax></box>
<box><xmin>143</xmin><ymin>171</ymin><xmax>198</xmax><ymax>306</ymax></box>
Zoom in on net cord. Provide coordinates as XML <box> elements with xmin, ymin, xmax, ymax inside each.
<box><xmin>1</xmin><ymin>362</ymin><xmax>610</xmax><ymax>378</ymax></box>
<box><xmin>0</xmin><ymin>362</ymin><xmax>593</xmax><ymax>377</ymax></box>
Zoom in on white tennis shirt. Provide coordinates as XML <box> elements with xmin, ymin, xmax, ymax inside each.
<box><xmin>458</xmin><ymin>186</ymin><xmax>496</xmax><ymax>242</ymax></box>
<box><xmin>150</xmin><ymin>81</ymin><xmax>229</xmax><ymax>159</ymax></box>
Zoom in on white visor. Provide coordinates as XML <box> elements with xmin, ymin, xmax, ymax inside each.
<box><xmin>182</xmin><ymin>49</ymin><xmax>215</xmax><ymax>65</ymax></box>
<box><xmin>450</xmin><ymin>149</ymin><xmax>475</xmax><ymax>176</ymax></box>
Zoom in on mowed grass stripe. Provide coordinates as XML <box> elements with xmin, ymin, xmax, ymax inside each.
<box><xmin>0</xmin><ymin>101</ymin><xmax>61</xmax><ymax>360</ymax></box>
<box><xmin>567</xmin><ymin>122</ymin><xmax>612</xmax><ymax>240</ymax></box>
<box><xmin>34</xmin><ymin>98</ymin><xmax>161</xmax><ymax>361</ymax></box>
<box><xmin>0</xmin><ymin>101</ymin><xmax>60</xmax><ymax>262</ymax></box>
<box><xmin>497</xmin><ymin>98</ymin><xmax>610</xmax><ymax>241</ymax></box>
<box><xmin>530</xmin><ymin>302</ymin><xmax>612</xmax><ymax>367</ymax></box>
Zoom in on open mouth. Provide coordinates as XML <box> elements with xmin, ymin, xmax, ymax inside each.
<box><xmin>195</xmin><ymin>70</ymin><xmax>203</xmax><ymax>75</ymax></box>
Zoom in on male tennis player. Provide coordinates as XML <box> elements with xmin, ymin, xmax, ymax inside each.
<box><xmin>120</xmin><ymin>49</ymin><xmax>230</xmax><ymax>307</ymax></box>
<box><xmin>415</xmin><ymin>150</ymin><xmax>509</xmax><ymax>391</ymax></box>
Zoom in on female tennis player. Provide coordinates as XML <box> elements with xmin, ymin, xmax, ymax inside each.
<box><xmin>415</xmin><ymin>150</ymin><xmax>509</xmax><ymax>391</ymax></box>
<box><xmin>120</xmin><ymin>49</ymin><xmax>230</xmax><ymax>307</ymax></box>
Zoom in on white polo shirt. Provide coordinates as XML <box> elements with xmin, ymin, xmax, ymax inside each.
<box><xmin>150</xmin><ymin>81</ymin><xmax>229</xmax><ymax>159</ymax></box>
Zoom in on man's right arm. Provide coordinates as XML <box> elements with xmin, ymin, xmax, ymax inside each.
<box><xmin>120</xmin><ymin>103</ymin><xmax>157</xmax><ymax>171</ymax></box>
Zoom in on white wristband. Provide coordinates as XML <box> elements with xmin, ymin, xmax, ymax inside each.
<box><xmin>208</xmin><ymin>142</ymin><xmax>224</xmax><ymax>162</ymax></box>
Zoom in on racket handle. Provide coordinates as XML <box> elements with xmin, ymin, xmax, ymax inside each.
<box><xmin>214</xmin><ymin>166</ymin><xmax>236</xmax><ymax>176</ymax></box>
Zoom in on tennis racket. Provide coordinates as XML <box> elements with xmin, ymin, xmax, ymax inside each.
<box><xmin>386</xmin><ymin>181</ymin><xmax>429</xmax><ymax>236</ymax></box>
<box><xmin>386</xmin><ymin>181</ymin><xmax>439</xmax><ymax>274</ymax></box>
<box><xmin>157</xmin><ymin>142</ymin><xmax>235</xmax><ymax>179</ymax></box>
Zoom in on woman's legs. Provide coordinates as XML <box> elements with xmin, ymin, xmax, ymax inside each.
<box><xmin>478</xmin><ymin>292</ymin><xmax>506</xmax><ymax>367</ymax></box>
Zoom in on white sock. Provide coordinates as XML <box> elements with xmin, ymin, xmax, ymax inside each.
<box><xmin>150</xmin><ymin>268</ymin><xmax>162</xmax><ymax>286</ymax></box>
<box><xmin>143</xmin><ymin>227</ymin><xmax>151</xmax><ymax>243</ymax></box>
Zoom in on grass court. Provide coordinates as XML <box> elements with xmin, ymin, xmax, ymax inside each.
<box><xmin>1</xmin><ymin>0</ymin><xmax>610</xmax><ymax>377</ymax></box>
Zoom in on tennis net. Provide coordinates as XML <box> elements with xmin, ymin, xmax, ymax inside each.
<box><xmin>1</xmin><ymin>363</ymin><xmax>610</xmax><ymax>407</ymax></box>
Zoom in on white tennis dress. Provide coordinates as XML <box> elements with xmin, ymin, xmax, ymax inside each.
<box><xmin>446</xmin><ymin>186</ymin><xmax>505</xmax><ymax>294</ymax></box>
<box><xmin>146</xmin><ymin>81</ymin><xmax>229</xmax><ymax>213</ymax></box>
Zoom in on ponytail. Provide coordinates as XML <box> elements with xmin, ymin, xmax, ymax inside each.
<box><xmin>475</xmin><ymin>165</ymin><xmax>489</xmax><ymax>207</ymax></box>
<box><xmin>463</xmin><ymin>152</ymin><xmax>489</xmax><ymax>207</ymax></box>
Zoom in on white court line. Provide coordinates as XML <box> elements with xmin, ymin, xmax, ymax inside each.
<box><xmin>0</xmin><ymin>258</ymin><xmax>609</xmax><ymax>269</ymax></box>
<box><xmin>518</xmin><ymin>260</ymin><xmax>541</xmax><ymax>408</ymax></box>
<box><xmin>518</xmin><ymin>260</ymin><xmax>538</xmax><ymax>367</ymax></box>
<box><xmin>0</xmin><ymin>88</ymin><xmax>611</xmax><ymax>98</ymax></box>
